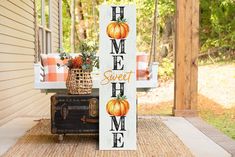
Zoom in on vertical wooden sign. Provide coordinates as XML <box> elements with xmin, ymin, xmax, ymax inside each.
<box><xmin>99</xmin><ymin>5</ymin><xmax>136</xmax><ymax>150</ymax></box>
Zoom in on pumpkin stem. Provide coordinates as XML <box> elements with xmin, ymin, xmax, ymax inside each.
<box><xmin>117</xmin><ymin>93</ymin><xmax>127</xmax><ymax>100</ymax></box>
<box><xmin>117</xmin><ymin>17</ymin><xmax>127</xmax><ymax>23</ymax></box>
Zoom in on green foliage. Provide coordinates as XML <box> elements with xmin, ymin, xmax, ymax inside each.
<box><xmin>158</xmin><ymin>58</ymin><xmax>174</xmax><ymax>81</ymax></box>
<box><xmin>158</xmin><ymin>0</ymin><xmax>175</xmax><ymax>37</ymax></box>
<box><xmin>200</xmin><ymin>107</ymin><xmax>235</xmax><ymax>140</ymax></box>
<box><xmin>60</xmin><ymin>0</ymin><xmax>235</xmax><ymax>79</ymax></box>
<box><xmin>80</xmin><ymin>51</ymin><xmax>99</xmax><ymax>70</ymax></box>
<box><xmin>78</xmin><ymin>40</ymin><xmax>98</xmax><ymax>53</ymax></box>
<box><xmin>58</xmin><ymin>51</ymin><xmax>99</xmax><ymax>70</ymax></box>
<box><xmin>136</xmin><ymin>0</ymin><xmax>175</xmax><ymax>52</ymax></box>
<box><xmin>61</xmin><ymin>0</ymin><xmax>176</xmax><ymax>53</ymax></box>
<box><xmin>136</xmin><ymin>0</ymin><xmax>155</xmax><ymax>52</ymax></box>
<box><xmin>36</xmin><ymin>0</ymin><xmax>41</xmax><ymax>24</ymax></box>
<box><xmin>62</xmin><ymin>0</ymin><xmax>72</xmax><ymax>52</ymax></box>
<box><xmin>78</xmin><ymin>40</ymin><xmax>99</xmax><ymax>69</ymax></box>
<box><xmin>200</xmin><ymin>0</ymin><xmax>235</xmax><ymax>52</ymax></box>
<box><xmin>199</xmin><ymin>49</ymin><xmax>235</xmax><ymax>65</ymax></box>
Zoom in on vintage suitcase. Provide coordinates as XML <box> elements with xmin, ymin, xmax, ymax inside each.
<box><xmin>51</xmin><ymin>93</ymin><xmax>99</xmax><ymax>140</ymax></box>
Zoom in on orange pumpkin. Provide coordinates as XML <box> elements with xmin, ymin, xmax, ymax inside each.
<box><xmin>106</xmin><ymin>95</ymin><xmax>130</xmax><ymax>116</ymax></box>
<box><xmin>106</xmin><ymin>18</ymin><xmax>129</xmax><ymax>39</ymax></box>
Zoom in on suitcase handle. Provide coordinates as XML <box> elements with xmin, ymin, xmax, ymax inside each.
<box><xmin>81</xmin><ymin>115</ymin><xmax>98</xmax><ymax>123</ymax></box>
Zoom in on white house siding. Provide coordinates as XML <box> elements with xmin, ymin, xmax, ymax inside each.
<box><xmin>0</xmin><ymin>0</ymin><xmax>60</xmax><ymax>126</ymax></box>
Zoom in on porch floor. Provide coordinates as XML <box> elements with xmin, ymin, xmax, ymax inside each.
<box><xmin>0</xmin><ymin>116</ymin><xmax>233</xmax><ymax>157</ymax></box>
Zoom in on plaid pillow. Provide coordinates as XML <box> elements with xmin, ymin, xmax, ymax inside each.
<box><xmin>136</xmin><ymin>53</ymin><xmax>149</xmax><ymax>80</ymax></box>
<box><xmin>41</xmin><ymin>53</ymin><xmax>149</xmax><ymax>81</ymax></box>
<box><xmin>41</xmin><ymin>54</ymin><xmax>68</xmax><ymax>82</ymax></box>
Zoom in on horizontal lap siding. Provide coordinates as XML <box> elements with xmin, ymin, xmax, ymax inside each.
<box><xmin>0</xmin><ymin>69</ymin><xmax>34</xmax><ymax>81</ymax></box>
<box><xmin>0</xmin><ymin>0</ymin><xmax>52</xmax><ymax>126</ymax></box>
<box><xmin>52</xmin><ymin>1</ymin><xmax>59</xmax><ymax>52</ymax></box>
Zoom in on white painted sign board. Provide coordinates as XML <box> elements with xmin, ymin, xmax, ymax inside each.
<box><xmin>99</xmin><ymin>5</ymin><xmax>137</xmax><ymax>150</ymax></box>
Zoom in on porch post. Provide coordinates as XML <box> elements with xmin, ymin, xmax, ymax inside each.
<box><xmin>174</xmin><ymin>0</ymin><xmax>199</xmax><ymax>116</ymax></box>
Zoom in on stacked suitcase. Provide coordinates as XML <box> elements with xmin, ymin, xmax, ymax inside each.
<box><xmin>51</xmin><ymin>93</ymin><xmax>99</xmax><ymax>140</ymax></box>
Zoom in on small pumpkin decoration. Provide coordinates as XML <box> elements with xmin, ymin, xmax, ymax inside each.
<box><xmin>106</xmin><ymin>17</ymin><xmax>129</xmax><ymax>39</ymax></box>
<box><xmin>106</xmin><ymin>95</ymin><xmax>130</xmax><ymax>116</ymax></box>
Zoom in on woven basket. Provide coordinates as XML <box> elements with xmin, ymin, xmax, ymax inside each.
<box><xmin>66</xmin><ymin>69</ymin><xmax>92</xmax><ymax>95</ymax></box>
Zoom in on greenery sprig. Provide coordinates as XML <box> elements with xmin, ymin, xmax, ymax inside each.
<box><xmin>57</xmin><ymin>40</ymin><xmax>99</xmax><ymax>70</ymax></box>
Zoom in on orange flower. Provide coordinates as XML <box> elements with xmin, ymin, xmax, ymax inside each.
<box><xmin>72</xmin><ymin>56</ymin><xmax>83</xmax><ymax>68</ymax></box>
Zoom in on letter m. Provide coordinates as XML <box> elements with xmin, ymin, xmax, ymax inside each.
<box><xmin>110</xmin><ymin>116</ymin><xmax>126</xmax><ymax>131</ymax></box>
<box><xmin>110</xmin><ymin>39</ymin><xmax>126</xmax><ymax>54</ymax></box>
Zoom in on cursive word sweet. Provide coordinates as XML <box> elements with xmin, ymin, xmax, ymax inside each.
<box><xmin>101</xmin><ymin>70</ymin><xmax>134</xmax><ymax>85</ymax></box>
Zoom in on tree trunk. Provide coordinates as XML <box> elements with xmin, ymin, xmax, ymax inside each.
<box><xmin>63</xmin><ymin>0</ymin><xmax>71</xmax><ymax>17</ymax></box>
<box><xmin>92</xmin><ymin>0</ymin><xmax>98</xmax><ymax>40</ymax></box>
<box><xmin>77</xmin><ymin>0</ymin><xmax>87</xmax><ymax>40</ymax></box>
<box><xmin>149</xmin><ymin>0</ymin><xmax>158</xmax><ymax>65</ymax></box>
<box><xmin>71</xmin><ymin>0</ymin><xmax>75</xmax><ymax>52</ymax></box>
<box><xmin>63</xmin><ymin>0</ymin><xmax>80</xmax><ymax>44</ymax></box>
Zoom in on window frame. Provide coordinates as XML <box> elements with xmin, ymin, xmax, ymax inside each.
<box><xmin>37</xmin><ymin>0</ymin><xmax>52</xmax><ymax>54</ymax></box>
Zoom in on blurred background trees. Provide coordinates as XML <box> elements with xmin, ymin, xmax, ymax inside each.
<box><xmin>62</xmin><ymin>0</ymin><xmax>235</xmax><ymax>79</ymax></box>
<box><xmin>62</xmin><ymin>0</ymin><xmax>176</xmax><ymax>55</ymax></box>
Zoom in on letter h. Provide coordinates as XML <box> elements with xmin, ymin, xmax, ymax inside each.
<box><xmin>112</xmin><ymin>82</ymin><xmax>124</xmax><ymax>97</ymax></box>
<box><xmin>112</xmin><ymin>6</ymin><xmax>124</xmax><ymax>21</ymax></box>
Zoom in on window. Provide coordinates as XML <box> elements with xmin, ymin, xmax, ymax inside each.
<box><xmin>36</xmin><ymin>0</ymin><xmax>52</xmax><ymax>54</ymax></box>
<box><xmin>45</xmin><ymin>0</ymin><xmax>50</xmax><ymax>28</ymax></box>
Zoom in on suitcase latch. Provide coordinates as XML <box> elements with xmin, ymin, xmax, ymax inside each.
<box><xmin>61</xmin><ymin>104</ymin><xmax>69</xmax><ymax>120</ymax></box>
<box><xmin>89</xmin><ymin>98</ymin><xmax>98</xmax><ymax>117</ymax></box>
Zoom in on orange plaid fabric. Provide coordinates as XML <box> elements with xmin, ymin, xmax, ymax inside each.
<box><xmin>136</xmin><ymin>53</ymin><xmax>149</xmax><ymax>80</ymax></box>
<box><xmin>41</xmin><ymin>53</ymin><xmax>149</xmax><ymax>81</ymax></box>
<box><xmin>41</xmin><ymin>54</ymin><xmax>68</xmax><ymax>82</ymax></box>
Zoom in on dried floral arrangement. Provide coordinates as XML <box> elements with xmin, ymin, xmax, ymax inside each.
<box><xmin>57</xmin><ymin>41</ymin><xmax>99</xmax><ymax>71</ymax></box>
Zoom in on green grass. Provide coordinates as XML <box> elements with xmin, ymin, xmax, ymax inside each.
<box><xmin>199</xmin><ymin>109</ymin><xmax>235</xmax><ymax>140</ymax></box>
<box><xmin>138</xmin><ymin>96</ymin><xmax>235</xmax><ymax>140</ymax></box>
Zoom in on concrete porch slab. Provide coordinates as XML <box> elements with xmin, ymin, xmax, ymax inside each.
<box><xmin>162</xmin><ymin>116</ymin><xmax>231</xmax><ymax>157</ymax></box>
<box><xmin>186</xmin><ymin>117</ymin><xmax>235</xmax><ymax>156</ymax></box>
<box><xmin>0</xmin><ymin>117</ymin><xmax>37</xmax><ymax>156</ymax></box>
